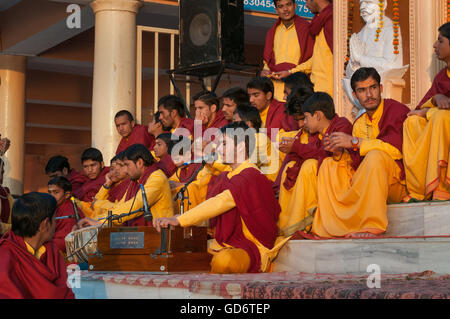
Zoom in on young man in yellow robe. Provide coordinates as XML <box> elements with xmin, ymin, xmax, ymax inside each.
<box><xmin>233</xmin><ymin>104</ymin><xmax>280</xmax><ymax>182</ymax></box>
<box><xmin>154</xmin><ymin>122</ymin><xmax>283</xmax><ymax>274</ymax></box>
<box><xmin>311</xmin><ymin>67</ymin><xmax>410</xmax><ymax>238</ymax></box>
<box><xmin>75</xmin><ymin>144</ymin><xmax>174</xmax><ymax>227</ymax></box>
<box><xmin>304</xmin><ymin>0</ymin><xmax>333</xmax><ymax>97</ymax></box>
<box><xmin>277</xmin><ymin>91</ymin><xmax>352</xmax><ymax>237</ymax></box>
<box><xmin>402</xmin><ymin>22</ymin><xmax>450</xmax><ymax>201</ymax></box>
<box><xmin>261</xmin><ymin>0</ymin><xmax>314</xmax><ymax>102</ymax></box>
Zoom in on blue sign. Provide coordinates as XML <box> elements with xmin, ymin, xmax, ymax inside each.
<box><xmin>244</xmin><ymin>0</ymin><xmax>314</xmax><ymax>19</ymax></box>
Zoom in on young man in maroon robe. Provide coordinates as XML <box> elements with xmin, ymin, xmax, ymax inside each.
<box><xmin>71</xmin><ymin>147</ymin><xmax>109</xmax><ymax>203</ymax></box>
<box><xmin>158</xmin><ymin>95</ymin><xmax>195</xmax><ymax>138</ymax></box>
<box><xmin>221</xmin><ymin>87</ymin><xmax>250</xmax><ymax>122</ymax></box>
<box><xmin>0</xmin><ymin>192</ymin><xmax>74</xmax><ymax>299</ymax></box>
<box><xmin>276</xmin><ymin>92</ymin><xmax>353</xmax><ymax>236</ymax></box>
<box><xmin>247</xmin><ymin>76</ymin><xmax>296</xmax><ymax>140</ymax></box>
<box><xmin>45</xmin><ymin>155</ymin><xmax>87</xmax><ymax>197</ymax></box>
<box><xmin>75</xmin><ymin>144</ymin><xmax>174</xmax><ymax>228</ymax></box>
<box><xmin>115</xmin><ymin>110</ymin><xmax>155</xmax><ymax>155</ymax></box>
<box><xmin>305</xmin><ymin>0</ymin><xmax>333</xmax><ymax>97</ymax></box>
<box><xmin>261</xmin><ymin>0</ymin><xmax>314</xmax><ymax>102</ymax></box>
<box><xmin>194</xmin><ymin>91</ymin><xmax>230</xmax><ymax>134</ymax></box>
<box><xmin>402</xmin><ymin>22</ymin><xmax>450</xmax><ymax>201</ymax></box>
<box><xmin>154</xmin><ymin>122</ymin><xmax>282</xmax><ymax>274</ymax></box>
<box><xmin>48</xmin><ymin>176</ymin><xmax>85</xmax><ymax>254</ymax></box>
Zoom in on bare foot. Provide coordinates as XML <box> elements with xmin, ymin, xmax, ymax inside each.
<box><xmin>346</xmin><ymin>232</ymin><xmax>380</xmax><ymax>239</ymax></box>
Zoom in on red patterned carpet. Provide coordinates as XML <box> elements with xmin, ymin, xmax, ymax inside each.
<box><xmin>80</xmin><ymin>270</ymin><xmax>450</xmax><ymax>299</ymax></box>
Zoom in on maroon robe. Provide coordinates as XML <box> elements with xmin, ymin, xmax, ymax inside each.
<box><xmin>0</xmin><ymin>186</ymin><xmax>11</xmax><ymax>224</ymax></box>
<box><xmin>416</xmin><ymin>67</ymin><xmax>450</xmax><ymax>109</ymax></box>
<box><xmin>123</xmin><ymin>164</ymin><xmax>161</xmax><ymax>227</ymax></box>
<box><xmin>309</xmin><ymin>3</ymin><xmax>333</xmax><ymax>52</ymax></box>
<box><xmin>173</xmin><ymin>117</ymin><xmax>195</xmax><ymax>138</ymax></box>
<box><xmin>53</xmin><ymin>199</ymin><xmax>85</xmax><ymax>254</ymax></box>
<box><xmin>275</xmin><ymin>116</ymin><xmax>352</xmax><ymax>192</ymax></box>
<box><xmin>263</xmin><ymin>15</ymin><xmax>314</xmax><ymax>73</ymax></box>
<box><xmin>0</xmin><ymin>231</ymin><xmax>74</xmax><ymax>299</ymax></box>
<box><xmin>67</xmin><ymin>169</ymin><xmax>88</xmax><ymax>197</ymax></box>
<box><xmin>156</xmin><ymin>154</ymin><xmax>178</xmax><ymax>178</ymax></box>
<box><xmin>207</xmin><ymin>167</ymin><xmax>280</xmax><ymax>273</ymax></box>
<box><xmin>116</xmin><ymin>124</ymin><xmax>155</xmax><ymax>155</ymax></box>
<box><xmin>350</xmin><ymin>99</ymin><xmax>410</xmax><ymax>179</ymax></box>
<box><xmin>264</xmin><ymin>99</ymin><xmax>286</xmax><ymax>140</ymax></box>
<box><xmin>107</xmin><ymin>179</ymin><xmax>131</xmax><ymax>202</ymax></box>
<box><xmin>202</xmin><ymin>110</ymin><xmax>230</xmax><ymax>141</ymax></box>
<box><xmin>177</xmin><ymin>163</ymin><xmax>203</xmax><ymax>183</ymax></box>
<box><xmin>72</xmin><ymin>167</ymin><xmax>110</xmax><ymax>203</ymax></box>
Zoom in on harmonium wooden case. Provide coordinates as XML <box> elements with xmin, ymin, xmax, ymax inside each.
<box><xmin>88</xmin><ymin>226</ymin><xmax>211</xmax><ymax>273</ymax></box>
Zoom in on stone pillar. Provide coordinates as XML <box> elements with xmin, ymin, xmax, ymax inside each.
<box><xmin>410</xmin><ymin>0</ymin><xmax>447</xmax><ymax>107</ymax></box>
<box><xmin>333</xmin><ymin>0</ymin><xmax>351</xmax><ymax>120</ymax></box>
<box><xmin>0</xmin><ymin>55</ymin><xmax>27</xmax><ymax>195</ymax></box>
<box><xmin>90</xmin><ymin>0</ymin><xmax>142</xmax><ymax>162</ymax></box>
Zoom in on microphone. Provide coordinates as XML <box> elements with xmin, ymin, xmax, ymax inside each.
<box><xmin>55</xmin><ymin>215</ymin><xmax>74</xmax><ymax>220</ymax></box>
<box><xmin>70</xmin><ymin>196</ymin><xmax>81</xmax><ymax>222</ymax></box>
<box><xmin>140</xmin><ymin>184</ymin><xmax>153</xmax><ymax>222</ymax></box>
<box><xmin>182</xmin><ymin>152</ymin><xmax>217</xmax><ymax>166</ymax></box>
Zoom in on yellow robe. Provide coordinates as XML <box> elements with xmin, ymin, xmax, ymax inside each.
<box><xmin>253</xmin><ymin>132</ymin><xmax>281</xmax><ymax>182</ymax></box>
<box><xmin>177</xmin><ymin>160</ymin><xmax>287</xmax><ymax>273</ymax></box>
<box><xmin>311</xmin><ymin>103</ymin><xmax>407</xmax><ymax>238</ymax></box>
<box><xmin>86</xmin><ymin>169</ymin><xmax>174</xmax><ymax>225</ymax></box>
<box><xmin>403</xmin><ymin>107</ymin><xmax>450</xmax><ymax>201</ymax></box>
<box><xmin>300</xmin><ymin>29</ymin><xmax>333</xmax><ymax>97</ymax></box>
<box><xmin>170</xmin><ymin>162</ymin><xmax>231</xmax><ymax>213</ymax></box>
<box><xmin>277</xmin><ymin>130</ymin><xmax>320</xmax><ymax>236</ymax></box>
<box><xmin>263</xmin><ymin>22</ymin><xmax>312</xmax><ymax>102</ymax></box>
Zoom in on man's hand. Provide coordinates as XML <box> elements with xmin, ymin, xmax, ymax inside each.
<box><xmin>72</xmin><ymin>217</ymin><xmax>101</xmax><ymax>231</ymax></box>
<box><xmin>279</xmin><ymin>137</ymin><xmax>297</xmax><ymax>154</ymax></box>
<box><xmin>407</xmin><ymin>108</ymin><xmax>428</xmax><ymax>118</ymax></box>
<box><xmin>153</xmin><ymin>215</ymin><xmax>181</xmax><ymax>233</ymax></box>
<box><xmin>195</xmin><ymin>113</ymin><xmax>209</xmax><ymax>126</ymax></box>
<box><xmin>148</xmin><ymin>121</ymin><xmax>163</xmax><ymax>137</ymax></box>
<box><xmin>272</xmin><ymin>70</ymin><xmax>290</xmax><ymax>80</ymax></box>
<box><xmin>433</xmin><ymin>94</ymin><xmax>450</xmax><ymax>109</ymax></box>
<box><xmin>325</xmin><ymin>132</ymin><xmax>355</xmax><ymax>152</ymax></box>
<box><xmin>260</xmin><ymin>70</ymin><xmax>271</xmax><ymax>77</ymax></box>
<box><xmin>104</xmin><ymin>172</ymin><xmax>113</xmax><ymax>188</ymax></box>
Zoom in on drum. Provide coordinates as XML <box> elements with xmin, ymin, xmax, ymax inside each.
<box><xmin>65</xmin><ymin>225</ymin><xmax>101</xmax><ymax>263</ymax></box>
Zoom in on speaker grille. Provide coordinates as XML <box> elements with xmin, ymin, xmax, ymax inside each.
<box><xmin>189</xmin><ymin>13</ymin><xmax>213</xmax><ymax>47</ymax></box>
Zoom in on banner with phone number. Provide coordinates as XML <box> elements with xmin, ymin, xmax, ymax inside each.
<box><xmin>244</xmin><ymin>0</ymin><xmax>314</xmax><ymax>19</ymax></box>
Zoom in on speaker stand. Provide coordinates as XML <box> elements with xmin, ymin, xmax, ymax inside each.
<box><xmin>167</xmin><ymin>61</ymin><xmax>260</xmax><ymax>115</ymax></box>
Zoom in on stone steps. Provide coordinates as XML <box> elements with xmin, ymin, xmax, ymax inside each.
<box><xmin>386</xmin><ymin>201</ymin><xmax>450</xmax><ymax>236</ymax></box>
<box><xmin>273</xmin><ymin>201</ymin><xmax>450</xmax><ymax>275</ymax></box>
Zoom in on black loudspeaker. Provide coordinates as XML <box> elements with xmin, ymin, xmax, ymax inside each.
<box><xmin>179</xmin><ymin>0</ymin><xmax>244</xmax><ymax>68</ymax></box>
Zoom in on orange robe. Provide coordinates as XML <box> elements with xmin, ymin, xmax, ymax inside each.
<box><xmin>312</xmin><ymin>100</ymin><xmax>409</xmax><ymax>238</ymax></box>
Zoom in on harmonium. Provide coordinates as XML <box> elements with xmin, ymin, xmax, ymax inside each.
<box><xmin>65</xmin><ymin>225</ymin><xmax>212</xmax><ymax>273</ymax></box>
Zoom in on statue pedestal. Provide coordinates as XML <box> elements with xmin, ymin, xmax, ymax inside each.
<box><xmin>383</xmin><ymin>78</ymin><xmax>406</xmax><ymax>103</ymax></box>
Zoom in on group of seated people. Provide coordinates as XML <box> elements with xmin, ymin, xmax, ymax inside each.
<box><xmin>0</xmin><ymin>21</ymin><xmax>449</xmax><ymax>299</ymax></box>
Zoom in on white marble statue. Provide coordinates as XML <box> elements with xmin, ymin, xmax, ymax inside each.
<box><xmin>343</xmin><ymin>0</ymin><xmax>409</xmax><ymax>117</ymax></box>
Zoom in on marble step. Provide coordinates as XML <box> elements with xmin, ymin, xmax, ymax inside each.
<box><xmin>273</xmin><ymin>237</ymin><xmax>450</xmax><ymax>275</ymax></box>
<box><xmin>386</xmin><ymin>201</ymin><xmax>450</xmax><ymax>236</ymax></box>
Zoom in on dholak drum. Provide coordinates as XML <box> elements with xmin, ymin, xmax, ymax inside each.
<box><xmin>65</xmin><ymin>226</ymin><xmax>101</xmax><ymax>263</ymax></box>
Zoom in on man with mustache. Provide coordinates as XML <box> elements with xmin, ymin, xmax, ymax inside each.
<box><xmin>311</xmin><ymin>67</ymin><xmax>409</xmax><ymax>239</ymax></box>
